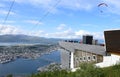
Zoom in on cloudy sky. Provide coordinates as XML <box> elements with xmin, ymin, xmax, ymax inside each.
<box><xmin>0</xmin><ymin>0</ymin><xmax>120</xmax><ymax>39</ymax></box>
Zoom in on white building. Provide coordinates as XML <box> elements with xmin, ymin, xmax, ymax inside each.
<box><xmin>59</xmin><ymin>30</ymin><xmax>120</xmax><ymax>70</ymax></box>
<box><xmin>59</xmin><ymin>41</ymin><xmax>106</xmax><ymax>70</ymax></box>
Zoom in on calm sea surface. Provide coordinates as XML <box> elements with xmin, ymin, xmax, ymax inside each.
<box><xmin>0</xmin><ymin>51</ymin><xmax>61</xmax><ymax>77</ymax></box>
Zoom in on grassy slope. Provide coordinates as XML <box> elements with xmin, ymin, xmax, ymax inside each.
<box><xmin>31</xmin><ymin>63</ymin><xmax>120</xmax><ymax>77</ymax></box>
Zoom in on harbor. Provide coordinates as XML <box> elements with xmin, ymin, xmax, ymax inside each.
<box><xmin>0</xmin><ymin>50</ymin><xmax>61</xmax><ymax>77</ymax></box>
<box><xmin>0</xmin><ymin>44</ymin><xmax>59</xmax><ymax>64</ymax></box>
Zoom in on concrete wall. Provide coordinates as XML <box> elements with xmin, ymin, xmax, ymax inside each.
<box><xmin>96</xmin><ymin>54</ymin><xmax>120</xmax><ymax>68</ymax></box>
<box><xmin>60</xmin><ymin>48</ymin><xmax>70</xmax><ymax>69</ymax></box>
<box><xmin>74</xmin><ymin>50</ymin><xmax>103</xmax><ymax>68</ymax></box>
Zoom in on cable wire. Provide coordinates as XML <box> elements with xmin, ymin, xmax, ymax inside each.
<box><xmin>2</xmin><ymin>0</ymin><xmax>15</xmax><ymax>25</ymax></box>
<box><xmin>0</xmin><ymin>0</ymin><xmax>15</xmax><ymax>34</ymax></box>
<box><xmin>31</xmin><ymin>0</ymin><xmax>61</xmax><ymax>31</ymax></box>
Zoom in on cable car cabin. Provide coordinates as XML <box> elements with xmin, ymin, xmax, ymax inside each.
<box><xmin>104</xmin><ymin>30</ymin><xmax>120</xmax><ymax>55</ymax></box>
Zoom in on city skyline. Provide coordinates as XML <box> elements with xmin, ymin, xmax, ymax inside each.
<box><xmin>0</xmin><ymin>0</ymin><xmax>120</xmax><ymax>39</ymax></box>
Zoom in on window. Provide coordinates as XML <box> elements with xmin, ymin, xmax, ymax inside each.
<box><xmin>69</xmin><ymin>62</ymin><xmax>71</xmax><ymax>68</ymax></box>
<box><xmin>83</xmin><ymin>56</ymin><xmax>86</xmax><ymax>61</ymax></box>
<box><xmin>76</xmin><ymin>57</ymin><xmax>79</xmax><ymax>61</ymax></box>
<box><xmin>69</xmin><ymin>52</ymin><xmax>71</xmax><ymax>55</ymax></box>
<box><xmin>87</xmin><ymin>56</ymin><xmax>91</xmax><ymax>61</ymax></box>
<box><xmin>80</xmin><ymin>57</ymin><xmax>82</xmax><ymax>61</ymax></box>
<box><xmin>92</xmin><ymin>55</ymin><xmax>96</xmax><ymax>60</ymax></box>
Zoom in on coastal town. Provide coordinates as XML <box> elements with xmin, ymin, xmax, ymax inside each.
<box><xmin>1</xmin><ymin>0</ymin><xmax>120</xmax><ymax>77</ymax></box>
<box><xmin>0</xmin><ymin>44</ymin><xmax>59</xmax><ymax>64</ymax></box>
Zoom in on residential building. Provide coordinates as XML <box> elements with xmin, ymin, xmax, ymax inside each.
<box><xmin>83</xmin><ymin>35</ymin><xmax>93</xmax><ymax>44</ymax></box>
<box><xmin>92</xmin><ymin>39</ymin><xmax>98</xmax><ymax>45</ymax></box>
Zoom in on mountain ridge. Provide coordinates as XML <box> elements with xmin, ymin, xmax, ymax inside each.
<box><xmin>0</xmin><ymin>34</ymin><xmax>60</xmax><ymax>44</ymax></box>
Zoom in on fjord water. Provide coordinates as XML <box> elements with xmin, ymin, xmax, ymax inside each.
<box><xmin>0</xmin><ymin>51</ymin><xmax>61</xmax><ymax>76</ymax></box>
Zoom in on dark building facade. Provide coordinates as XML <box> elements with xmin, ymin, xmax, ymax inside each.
<box><xmin>83</xmin><ymin>35</ymin><xmax>93</xmax><ymax>44</ymax></box>
<box><xmin>104</xmin><ymin>30</ymin><xmax>120</xmax><ymax>54</ymax></box>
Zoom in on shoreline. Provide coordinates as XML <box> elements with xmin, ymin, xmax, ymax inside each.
<box><xmin>0</xmin><ymin>44</ymin><xmax>59</xmax><ymax>64</ymax></box>
<box><xmin>0</xmin><ymin>50</ymin><xmax>61</xmax><ymax>77</ymax></box>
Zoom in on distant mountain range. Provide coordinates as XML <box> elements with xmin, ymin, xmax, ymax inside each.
<box><xmin>0</xmin><ymin>34</ymin><xmax>60</xmax><ymax>44</ymax></box>
<box><xmin>0</xmin><ymin>34</ymin><xmax>104</xmax><ymax>45</ymax></box>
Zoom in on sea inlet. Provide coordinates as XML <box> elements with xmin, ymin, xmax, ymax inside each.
<box><xmin>0</xmin><ymin>51</ymin><xmax>61</xmax><ymax>77</ymax></box>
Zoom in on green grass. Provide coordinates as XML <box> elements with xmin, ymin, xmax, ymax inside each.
<box><xmin>7</xmin><ymin>63</ymin><xmax>120</xmax><ymax>77</ymax></box>
<box><xmin>29</xmin><ymin>63</ymin><xmax>120</xmax><ymax>77</ymax></box>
